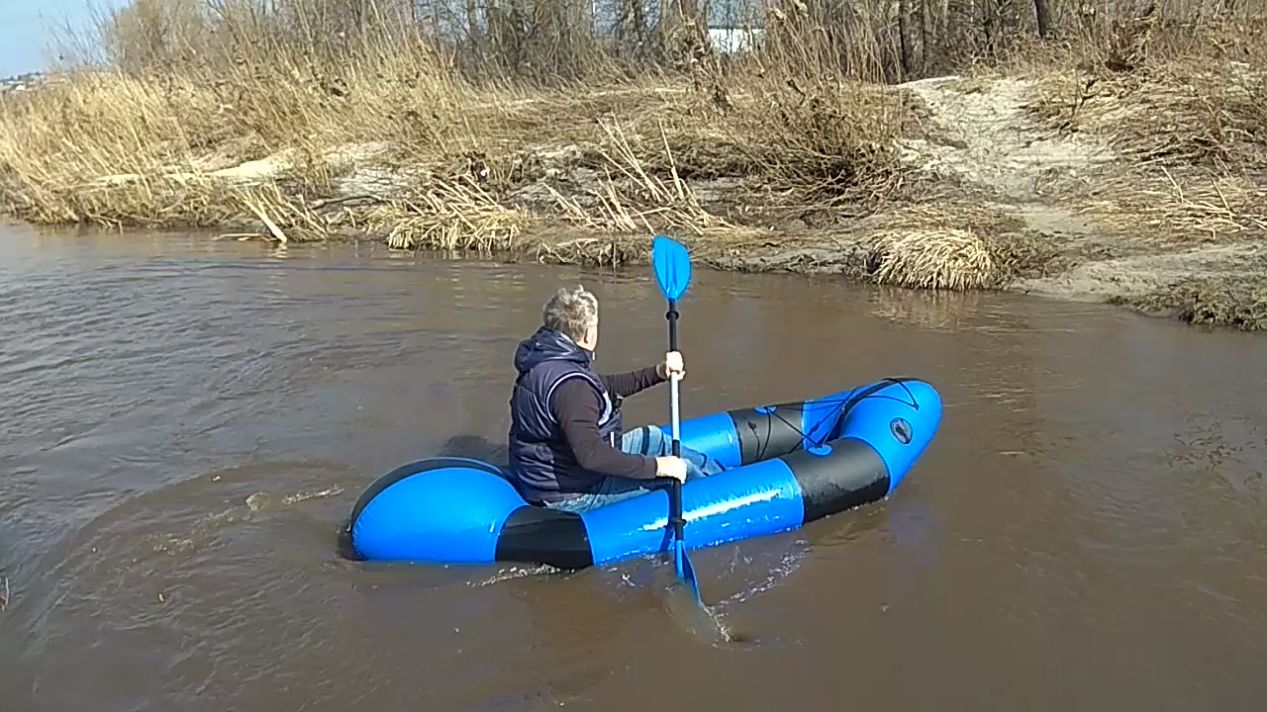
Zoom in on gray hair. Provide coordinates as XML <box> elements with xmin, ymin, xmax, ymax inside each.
<box><xmin>543</xmin><ymin>284</ymin><xmax>598</xmax><ymax>342</ymax></box>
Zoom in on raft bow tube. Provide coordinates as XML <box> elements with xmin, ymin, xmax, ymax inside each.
<box><xmin>347</xmin><ymin>377</ymin><xmax>942</xmax><ymax>570</ymax></box>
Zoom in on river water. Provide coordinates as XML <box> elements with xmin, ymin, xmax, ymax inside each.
<box><xmin>1</xmin><ymin>222</ymin><xmax>1265</xmax><ymax>711</ymax></box>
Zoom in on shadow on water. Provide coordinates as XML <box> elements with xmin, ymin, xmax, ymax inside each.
<box><xmin>434</xmin><ymin>433</ymin><xmax>511</xmax><ymax>469</ymax></box>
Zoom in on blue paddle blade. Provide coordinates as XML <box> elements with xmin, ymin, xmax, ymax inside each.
<box><xmin>652</xmin><ymin>236</ymin><xmax>691</xmax><ymax>302</ymax></box>
<box><xmin>675</xmin><ymin>539</ymin><xmax>701</xmax><ymax>602</ymax></box>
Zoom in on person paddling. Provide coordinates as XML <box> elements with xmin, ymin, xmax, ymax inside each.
<box><xmin>506</xmin><ymin>284</ymin><xmax>724</xmax><ymax>514</ymax></box>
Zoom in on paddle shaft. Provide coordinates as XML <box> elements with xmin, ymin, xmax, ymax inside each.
<box><xmin>666</xmin><ymin>298</ymin><xmax>685</xmax><ymax>544</ymax></box>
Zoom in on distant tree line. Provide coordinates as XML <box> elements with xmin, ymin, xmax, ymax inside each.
<box><xmin>92</xmin><ymin>0</ymin><xmax>1262</xmax><ymax>84</ymax></box>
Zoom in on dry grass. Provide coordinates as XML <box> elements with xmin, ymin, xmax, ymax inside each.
<box><xmin>866</xmin><ymin>200</ymin><xmax>1026</xmax><ymax>236</ymax></box>
<box><xmin>0</xmin><ymin>3</ymin><xmax>913</xmax><ymax>243</ymax></box>
<box><xmin>365</xmin><ymin>175</ymin><xmax>534</xmax><ymax>252</ymax></box>
<box><xmin>865</xmin><ymin>228</ymin><xmax>1002</xmax><ymax>291</ymax></box>
<box><xmin>858</xmin><ymin>198</ymin><xmax>1067</xmax><ymax>287</ymax></box>
<box><xmin>1032</xmin><ymin>61</ymin><xmax>1267</xmax><ymax>170</ymax></box>
<box><xmin>1014</xmin><ymin>2</ymin><xmax>1267</xmax><ymax>254</ymax></box>
<box><xmin>5</xmin><ymin>0</ymin><xmax>1267</xmax><ymax>319</ymax></box>
<box><xmin>1115</xmin><ymin>276</ymin><xmax>1267</xmax><ymax>331</ymax></box>
<box><xmin>726</xmin><ymin>79</ymin><xmax>913</xmax><ymax>213</ymax></box>
<box><xmin>1028</xmin><ymin>55</ymin><xmax>1267</xmax><ymax>244</ymax></box>
<box><xmin>1078</xmin><ymin>169</ymin><xmax>1267</xmax><ymax>244</ymax></box>
<box><xmin>531</xmin><ymin>235</ymin><xmax>653</xmax><ymax>268</ymax></box>
<box><xmin>545</xmin><ymin>118</ymin><xmax>725</xmax><ymax>235</ymax></box>
<box><xmin>0</xmin><ymin>13</ymin><xmax>503</xmax><ymax>230</ymax></box>
<box><xmin>538</xmin><ymin>116</ymin><xmax>786</xmax><ymax>246</ymax></box>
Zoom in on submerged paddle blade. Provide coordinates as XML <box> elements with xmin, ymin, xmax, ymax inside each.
<box><xmin>675</xmin><ymin>539</ymin><xmax>701</xmax><ymax>602</ymax></box>
<box><xmin>652</xmin><ymin>236</ymin><xmax>691</xmax><ymax>302</ymax></box>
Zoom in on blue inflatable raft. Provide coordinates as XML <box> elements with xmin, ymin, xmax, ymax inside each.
<box><xmin>346</xmin><ymin>377</ymin><xmax>942</xmax><ymax>570</ymax></box>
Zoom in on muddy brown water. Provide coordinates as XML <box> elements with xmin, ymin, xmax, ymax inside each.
<box><xmin>2</xmin><ymin>222</ymin><xmax>1265</xmax><ymax>711</ymax></box>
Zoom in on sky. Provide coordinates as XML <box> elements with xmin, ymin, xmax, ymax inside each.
<box><xmin>0</xmin><ymin>0</ymin><xmax>123</xmax><ymax>78</ymax></box>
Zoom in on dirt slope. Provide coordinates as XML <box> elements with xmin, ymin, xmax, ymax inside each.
<box><xmin>895</xmin><ymin>74</ymin><xmax>1265</xmax><ymax>324</ymax></box>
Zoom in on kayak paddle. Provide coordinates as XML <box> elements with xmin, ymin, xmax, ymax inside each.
<box><xmin>651</xmin><ymin>235</ymin><xmax>701</xmax><ymax>603</ymax></box>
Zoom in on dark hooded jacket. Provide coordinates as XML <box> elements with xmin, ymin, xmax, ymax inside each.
<box><xmin>507</xmin><ymin>327</ymin><xmax>665</xmax><ymax>504</ymax></box>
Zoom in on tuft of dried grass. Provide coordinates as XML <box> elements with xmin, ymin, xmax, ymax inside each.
<box><xmin>531</xmin><ymin>235</ymin><xmax>651</xmax><ymax>268</ymax></box>
<box><xmin>1115</xmin><ymin>275</ymin><xmax>1267</xmax><ymax>331</ymax></box>
<box><xmin>228</xmin><ymin>182</ymin><xmax>345</xmax><ymax>243</ymax></box>
<box><xmin>1080</xmin><ymin>168</ymin><xmax>1267</xmax><ymax>243</ymax></box>
<box><xmin>364</xmin><ymin>175</ymin><xmax>533</xmax><ymax>252</ymax></box>
<box><xmin>864</xmin><ymin>228</ymin><xmax>1002</xmax><ymax>291</ymax></box>
<box><xmin>861</xmin><ymin>199</ymin><xmax>1070</xmax><ymax>284</ymax></box>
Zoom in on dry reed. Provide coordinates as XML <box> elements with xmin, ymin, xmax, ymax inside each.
<box><xmin>1020</xmin><ymin>6</ymin><xmax>1267</xmax><ymax>247</ymax></box>
<box><xmin>865</xmin><ymin>228</ymin><xmax>1002</xmax><ymax>291</ymax></box>
<box><xmin>4</xmin><ymin>0</ymin><xmax>1267</xmax><ymax>310</ymax></box>
<box><xmin>544</xmin><ymin>117</ymin><xmax>741</xmax><ymax>238</ymax></box>
<box><xmin>1032</xmin><ymin>60</ymin><xmax>1267</xmax><ymax>170</ymax></box>
<box><xmin>531</xmin><ymin>235</ymin><xmax>652</xmax><ymax>268</ymax></box>
<box><xmin>1116</xmin><ymin>275</ymin><xmax>1267</xmax><ymax>331</ymax></box>
<box><xmin>362</xmin><ymin>174</ymin><xmax>533</xmax><ymax>252</ymax></box>
<box><xmin>1079</xmin><ymin>169</ymin><xmax>1267</xmax><ymax>243</ymax></box>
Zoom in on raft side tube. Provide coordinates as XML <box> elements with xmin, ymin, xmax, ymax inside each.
<box><xmin>657</xmin><ymin>378</ymin><xmax>935</xmax><ymax>470</ymax></box>
<box><xmin>580</xmin><ymin>418</ymin><xmax>923</xmax><ymax>566</ymax></box>
<box><xmin>581</xmin><ymin>458</ymin><xmax>806</xmax><ymax>567</ymax></box>
<box><xmin>782</xmin><ymin>438</ymin><xmax>890</xmax><ymax>522</ymax></box>
<box><xmin>669</xmin><ymin>392</ymin><xmax>857</xmax><ymax>469</ymax></box>
<box><xmin>673</xmin><ymin>411</ymin><xmax>743</xmax><ymax>468</ymax></box>
<box><xmin>833</xmin><ymin>378</ymin><xmax>942</xmax><ymax>494</ymax></box>
<box><xmin>349</xmin><ymin>458</ymin><xmax>527</xmax><ymax>563</ymax></box>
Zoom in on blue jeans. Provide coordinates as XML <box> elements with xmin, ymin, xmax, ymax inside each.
<box><xmin>541</xmin><ymin>425</ymin><xmax>726</xmax><ymax>515</ymax></box>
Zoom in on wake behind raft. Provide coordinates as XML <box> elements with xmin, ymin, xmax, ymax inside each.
<box><xmin>345</xmin><ymin>377</ymin><xmax>942</xmax><ymax>570</ymax></box>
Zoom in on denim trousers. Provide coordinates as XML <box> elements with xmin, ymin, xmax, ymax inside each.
<box><xmin>541</xmin><ymin>425</ymin><xmax>726</xmax><ymax>515</ymax></box>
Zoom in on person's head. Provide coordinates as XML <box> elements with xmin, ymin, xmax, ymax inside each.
<box><xmin>543</xmin><ymin>284</ymin><xmax>599</xmax><ymax>351</ymax></box>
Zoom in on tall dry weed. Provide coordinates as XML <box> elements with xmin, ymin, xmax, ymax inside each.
<box><xmin>7</xmin><ymin>0</ymin><xmax>1267</xmax><ymax>254</ymax></box>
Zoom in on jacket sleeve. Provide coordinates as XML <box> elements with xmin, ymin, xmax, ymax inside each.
<box><xmin>600</xmin><ymin>365</ymin><xmax>665</xmax><ymax>399</ymax></box>
<box><xmin>551</xmin><ymin>379</ymin><xmax>658</xmax><ymax>480</ymax></box>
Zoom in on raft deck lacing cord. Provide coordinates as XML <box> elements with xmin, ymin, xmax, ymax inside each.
<box><xmin>745</xmin><ymin>378</ymin><xmax>921</xmax><ymax>460</ymax></box>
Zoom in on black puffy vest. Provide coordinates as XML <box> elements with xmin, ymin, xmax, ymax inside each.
<box><xmin>507</xmin><ymin>327</ymin><xmax>622</xmax><ymax>503</ymax></box>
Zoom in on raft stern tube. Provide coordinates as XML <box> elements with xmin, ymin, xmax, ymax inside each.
<box><xmin>348</xmin><ymin>377</ymin><xmax>942</xmax><ymax>570</ymax></box>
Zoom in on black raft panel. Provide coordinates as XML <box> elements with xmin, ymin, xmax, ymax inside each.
<box><xmin>729</xmin><ymin>402</ymin><xmax>809</xmax><ymax>465</ymax></box>
<box><xmin>495</xmin><ymin>506</ymin><xmax>595</xmax><ymax>570</ymax></box>
<box><xmin>781</xmin><ymin>438</ymin><xmax>891</xmax><ymax>523</ymax></box>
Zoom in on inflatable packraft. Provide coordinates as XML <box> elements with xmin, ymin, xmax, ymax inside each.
<box><xmin>346</xmin><ymin>377</ymin><xmax>942</xmax><ymax>570</ymax></box>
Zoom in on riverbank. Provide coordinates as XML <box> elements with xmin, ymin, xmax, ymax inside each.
<box><xmin>2</xmin><ymin>7</ymin><xmax>1265</xmax><ymax>331</ymax></box>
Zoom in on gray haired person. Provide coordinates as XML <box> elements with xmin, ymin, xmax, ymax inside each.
<box><xmin>506</xmin><ymin>285</ymin><xmax>724</xmax><ymax>514</ymax></box>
